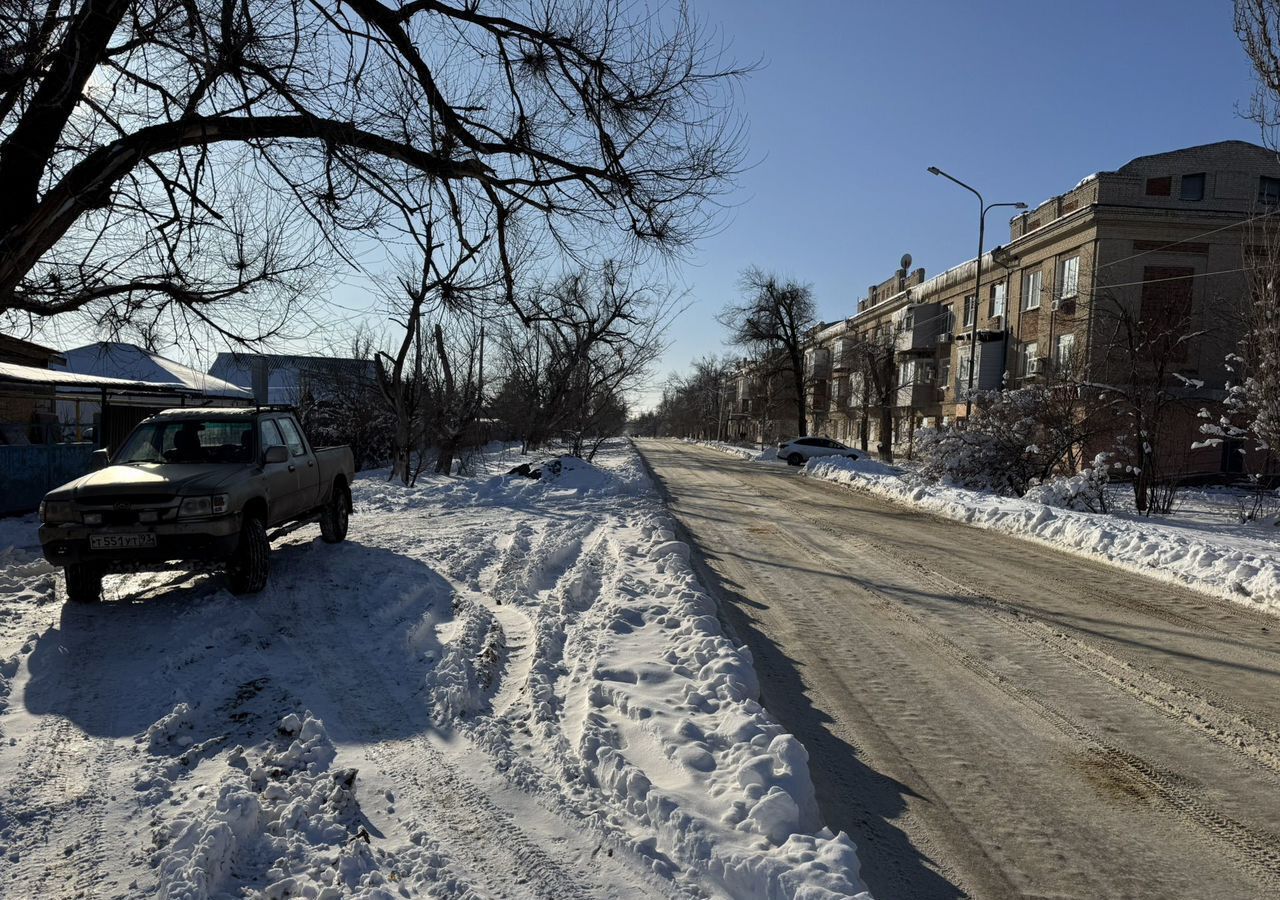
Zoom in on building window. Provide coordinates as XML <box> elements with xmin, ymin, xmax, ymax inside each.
<box><xmin>938</xmin><ymin>355</ymin><xmax>951</xmax><ymax>390</ymax></box>
<box><xmin>1059</xmin><ymin>256</ymin><xmax>1080</xmax><ymax>300</ymax></box>
<box><xmin>957</xmin><ymin>357</ymin><xmax>972</xmax><ymax>391</ymax></box>
<box><xmin>1146</xmin><ymin>176</ymin><xmax>1172</xmax><ymax>196</ymax></box>
<box><xmin>943</xmin><ymin>304</ymin><xmax>955</xmax><ymax>333</ymax></box>
<box><xmin>1020</xmin><ymin>341</ymin><xmax>1039</xmax><ymax>377</ymax></box>
<box><xmin>899</xmin><ymin>361</ymin><xmax>913</xmax><ymax>386</ymax></box>
<box><xmin>1023</xmin><ymin>269</ymin><xmax>1042</xmax><ymax>311</ymax></box>
<box><xmin>1261</xmin><ymin>176</ymin><xmax>1280</xmax><ymax>206</ymax></box>
<box><xmin>1055</xmin><ymin>333</ymin><xmax>1076</xmax><ymax>373</ymax></box>
<box><xmin>963</xmin><ymin>295</ymin><xmax>977</xmax><ymax>328</ymax></box>
<box><xmin>991</xmin><ymin>282</ymin><xmax>1007</xmax><ymax>318</ymax></box>
<box><xmin>1180</xmin><ymin>173</ymin><xmax>1205</xmax><ymax>201</ymax></box>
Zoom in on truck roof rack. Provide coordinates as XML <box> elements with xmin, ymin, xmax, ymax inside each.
<box><xmin>253</xmin><ymin>403</ymin><xmax>298</xmax><ymax>412</ymax></box>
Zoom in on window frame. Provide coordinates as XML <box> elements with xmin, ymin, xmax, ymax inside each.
<box><xmin>1179</xmin><ymin>173</ymin><xmax>1205</xmax><ymax>201</ymax></box>
<box><xmin>1059</xmin><ymin>255</ymin><xmax>1080</xmax><ymax>300</ymax></box>
<box><xmin>275</xmin><ymin>416</ymin><xmax>308</xmax><ymax>458</ymax></box>
<box><xmin>1022</xmin><ymin>269</ymin><xmax>1042</xmax><ymax>311</ymax></box>
<box><xmin>1055</xmin><ymin>333</ymin><xmax>1076</xmax><ymax>372</ymax></box>
<box><xmin>991</xmin><ymin>281</ymin><xmax>1007</xmax><ymax>318</ymax></box>
<box><xmin>1261</xmin><ymin>176</ymin><xmax>1280</xmax><ymax>206</ymax></box>
<box><xmin>1021</xmin><ymin>341</ymin><xmax>1039</xmax><ymax>376</ymax></box>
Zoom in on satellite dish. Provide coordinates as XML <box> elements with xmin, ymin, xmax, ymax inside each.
<box><xmin>901</xmin><ymin>253</ymin><xmax>913</xmax><ymax>271</ymax></box>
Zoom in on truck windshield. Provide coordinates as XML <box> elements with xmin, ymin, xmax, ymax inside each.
<box><xmin>115</xmin><ymin>420</ymin><xmax>255</xmax><ymax>464</ymax></box>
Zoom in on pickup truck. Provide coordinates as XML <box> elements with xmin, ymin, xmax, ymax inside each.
<box><xmin>38</xmin><ymin>407</ymin><xmax>355</xmax><ymax>603</ymax></box>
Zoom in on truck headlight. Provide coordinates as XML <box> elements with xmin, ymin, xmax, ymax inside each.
<box><xmin>178</xmin><ymin>495</ymin><xmax>229</xmax><ymax>518</ymax></box>
<box><xmin>40</xmin><ymin>501</ymin><xmax>75</xmax><ymax>524</ymax></box>
<box><xmin>82</xmin><ymin>512</ymin><xmax>103</xmax><ymax>525</ymax></box>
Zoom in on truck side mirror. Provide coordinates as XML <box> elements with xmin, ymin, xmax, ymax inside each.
<box><xmin>91</xmin><ymin>448</ymin><xmax>110</xmax><ymax>470</ymax></box>
<box><xmin>263</xmin><ymin>444</ymin><xmax>289</xmax><ymax>465</ymax></box>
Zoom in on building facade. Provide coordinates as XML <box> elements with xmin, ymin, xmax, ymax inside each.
<box><xmin>805</xmin><ymin>140</ymin><xmax>1280</xmax><ymax>475</ymax></box>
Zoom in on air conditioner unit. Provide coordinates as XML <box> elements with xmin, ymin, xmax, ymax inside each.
<box><xmin>1027</xmin><ymin>357</ymin><xmax>1046</xmax><ymax>376</ymax></box>
<box><xmin>990</xmin><ymin>314</ymin><xmax>1003</xmax><ymax>327</ymax></box>
<box><xmin>937</xmin><ymin>331</ymin><xmax>954</xmax><ymax>344</ymax></box>
<box><xmin>1051</xmin><ymin>297</ymin><xmax>1061</xmax><ymax>311</ymax></box>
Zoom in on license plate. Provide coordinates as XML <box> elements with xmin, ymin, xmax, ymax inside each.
<box><xmin>89</xmin><ymin>533</ymin><xmax>157</xmax><ymax>551</ymax></box>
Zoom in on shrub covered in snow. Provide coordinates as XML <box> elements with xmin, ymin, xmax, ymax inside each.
<box><xmin>1024</xmin><ymin>454</ymin><xmax>1113</xmax><ymax>513</ymax></box>
<box><xmin>916</xmin><ymin>386</ymin><xmax>1104</xmax><ymax>497</ymax></box>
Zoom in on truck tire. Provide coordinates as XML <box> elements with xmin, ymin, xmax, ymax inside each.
<box><xmin>64</xmin><ymin>563</ymin><xmax>103</xmax><ymax>604</ymax></box>
<box><xmin>227</xmin><ymin>516</ymin><xmax>270</xmax><ymax>594</ymax></box>
<box><xmin>319</xmin><ymin>483</ymin><xmax>350</xmax><ymax>544</ymax></box>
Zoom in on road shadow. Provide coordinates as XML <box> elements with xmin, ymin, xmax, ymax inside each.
<box><xmin>22</xmin><ymin>538</ymin><xmax>455</xmax><ymax>744</ymax></box>
<box><xmin>636</xmin><ymin>441</ymin><xmax>965</xmax><ymax>900</ymax></box>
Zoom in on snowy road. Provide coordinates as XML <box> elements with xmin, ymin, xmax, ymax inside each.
<box><xmin>637</xmin><ymin>439</ymin><xmax>1280</xmax><ymax>900</ymax></box>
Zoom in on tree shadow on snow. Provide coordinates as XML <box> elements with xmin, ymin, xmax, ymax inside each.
<box><xmin>22</xmin><ymin>537</ymin><xmax>457</xmax><ymax>746</ymax></box>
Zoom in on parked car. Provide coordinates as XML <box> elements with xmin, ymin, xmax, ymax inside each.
<box><xmin>38</xmin><ymin>407</ymin><xmax>355</xmax><ymax>603</ymax></box>
<box><xmin>778</xmin><ymin>437</ymin><xmax>860</xmax><ymax>467</ymax></box>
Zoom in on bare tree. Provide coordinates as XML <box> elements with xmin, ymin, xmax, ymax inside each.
<box><xmin>1092</xmin><ymin>291</ymin><xmax>1209</xmax><ymax>514</ymax></box>
<box><xmin>491</xmin><ymin>263</ymin><xmax>670</xmax><ymax>455</ymax></box>
<box><xmin>718</xmin><ymin>269</ymin><xmax>816</xmax><ymax>438</ymax></box>
<box><xmin>846</xmin><ymin>329</ymin><xmax>898</xmax><ymax>461</ymax></box>
<box><xmin>428</xmin><ymin>319</ymin><xmax>486</xmax><ymax>475</ymax></box>
<box><xmin>0</xmin><ymin>0</ymin><xmax>744</xmax><ymax>344</ymax></box>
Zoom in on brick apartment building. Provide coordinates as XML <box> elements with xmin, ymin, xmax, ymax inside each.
<box><xmin>804</xmin><ymin>139</ymin><xmax>1280</xmax><ymax>476</ymax></box>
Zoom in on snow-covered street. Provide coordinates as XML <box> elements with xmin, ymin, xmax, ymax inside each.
<box><xmin>0</xmin><ymin>441</ymin><xmax>868</xmax><ymax>899</ymax></box>
<box><xmin>641</xmin><ymin>439</ymin><xmax>1280</xmax><ymax>900</ymax></box>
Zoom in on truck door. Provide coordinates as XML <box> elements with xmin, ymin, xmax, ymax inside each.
<box><xmin>259</xmin><ymin>418</ymin><xmax>299</xmax><ymax>523</ymax></box>
<box><xmin>277</xmin><ymin>416</ymin><xmax>321</xmax><ymax>517</ymax></box>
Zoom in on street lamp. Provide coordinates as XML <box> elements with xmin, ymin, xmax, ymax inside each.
<box><xmin>927</xmin><ymin>166</ymin><xmax>1026</xmax><ymax>419</ymax></box>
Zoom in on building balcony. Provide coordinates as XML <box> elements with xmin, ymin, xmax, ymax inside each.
<box><xmin>896</xmin><ymin>381</ymin><xmax>944</xmax><ymax>409</ymax></box>
<box><xmin>894</xmin><ymin>303</ymin><xmax>941</xmax><ymax>354</ymax></box>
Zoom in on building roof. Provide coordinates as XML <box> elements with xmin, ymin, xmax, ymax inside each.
<box><xmin>0</xmin><ymin>333</ymin><xmax>66</xmax><ymax>366</ymax></box>
<box><xmin>0</xmin><ymin>360</ymin><xmax>184</xmax><ymax>392</ymax></box>
<box><xmin>58</xmin><ymin>342</ymin><xmax>251</xmax><ymax>399</ymax></box>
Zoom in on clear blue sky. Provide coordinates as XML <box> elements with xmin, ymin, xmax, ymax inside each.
<box><xmin>638</xmin><ymin>0</ymin><xmax>1261</xmax><ymax>407</ymax></box>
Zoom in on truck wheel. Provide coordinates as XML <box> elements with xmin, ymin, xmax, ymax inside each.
<box><xmin>64</xmin><ymin>563</ymin><xmax>103</xmax><ymax>604</ymax></box>
<box><xmin>319</xmin><ymin>483</ymin><xmax>350</xmax><ymax>544</ymax></box>
<box><xmin>227</xmin><ymin>516</ymin><xmax>270</xmax><ymax>594</ymax></box>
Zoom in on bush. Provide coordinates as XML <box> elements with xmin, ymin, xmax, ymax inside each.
<box><xmin>916</xmin><ymin>390</ymin><xmax>1045</xmax><ymax>495</ymax></box>
<box><xmin>1024</xmin><ymin>454</ymin><xmax>1113</xmax><ymax>513</ymax></box>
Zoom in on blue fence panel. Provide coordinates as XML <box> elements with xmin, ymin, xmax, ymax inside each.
<box><xmin>0</xmin><ymin>443</ymin><xmax>95</xmax><ymax>516</ymax></box>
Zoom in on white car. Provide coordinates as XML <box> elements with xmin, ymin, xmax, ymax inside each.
<box><xmin>777</xmin><ymin>437</ymin><xmax>860</xmax><ymax>467</ymax></box>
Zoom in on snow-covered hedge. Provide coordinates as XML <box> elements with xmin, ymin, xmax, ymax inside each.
<box><xmin>804</xmin><ymin>455</ymin><xmax>1280</xmax><ymax>616</ymax></box>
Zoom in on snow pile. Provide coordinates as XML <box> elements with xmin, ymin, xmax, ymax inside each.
<box><xmin>805</xmin><ymin>455</ymin><xmax>1280</xmax><ymax>616</ymax></box>
<box><xmin>154</xmin><ymin>712</ymin><xmax>448</xmax><ymax>900</ymax></box>
<box><xmin>1023</xmin><ymin>455</ymin><xmax>1112</xmax><ymax>513</ymax></box>
<box><xmin>689</xmin><ymin>439</ymin><xmax>780</xmax><ymax>462</ymax></box>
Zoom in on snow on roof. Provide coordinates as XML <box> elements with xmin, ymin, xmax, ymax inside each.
<box><xmin>0</xmin><ymin>360</ymin><xmax>181</xmax><ymax>391</ymax></box>
<box><xmin>59</xmin><ymin>342</ymin><xmax>251</xmax><ymax>398</ymax></box>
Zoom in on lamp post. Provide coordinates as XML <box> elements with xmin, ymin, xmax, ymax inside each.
<box><xmin>927</xmin><ymin>166</ymin><xmax>1026</xmax><ymax>419</ymax></box>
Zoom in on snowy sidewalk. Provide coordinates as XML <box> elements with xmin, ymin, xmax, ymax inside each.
<box><xmin>0</xmin><ymin>441</ymin><xmax>870</xmax><ymax>899</ymax></box>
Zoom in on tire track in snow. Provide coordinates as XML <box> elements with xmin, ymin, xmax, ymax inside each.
<box><xmin>759</xmin><ymin>510</ymin><xmax>1280</xmax><ymax>893</ymax></box>
<box><xmin>252</xmin><ymin>534</ymin><xmax>664</xmax><ymax>900</ymax></box>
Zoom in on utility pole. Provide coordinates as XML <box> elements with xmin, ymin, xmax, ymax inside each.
<box><xmin>927</xmin><ymin>166</ymin><xmax>1026</xmax><ymax>419</ymax></box>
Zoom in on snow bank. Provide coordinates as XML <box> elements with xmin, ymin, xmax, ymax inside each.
<box><xmin>689</xmin><ymin>439</ymin><xmax>781</xmax><ymax>462</ymax></box>
<box><xmin>154</xmin><ymin>712</ymin><xmax>452</xmax><ymax>900</ymax></box>
<box><xmin>357</xmin><ymin>439</ymin><xmax>870</xmax><ymax>897</ymax></box>
<box><xmin>805</xmin><ymin>455</ymin><xmax>1280</xmax><ymax>616</ymax></box>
